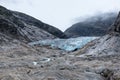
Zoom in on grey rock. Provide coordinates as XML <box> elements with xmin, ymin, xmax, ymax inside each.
<box><xmin>65</xmin><ymin>12</ymin><xmax>117</xmax><ymax>38</ymax></box>
<box><xmin>0</xmin><ymin>5</ymin><xmax>67</xmax><ymax>42</ymax></box>
<box><xmin>77</xmin><ymin>12</ymin><xmax>120</xmax><ymax>57</ymax></box>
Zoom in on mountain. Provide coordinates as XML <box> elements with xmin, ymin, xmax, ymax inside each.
<box><xmin>76</xmin><ymin>12</ymin><xmax>120</xmax><ymax>57</ymax></box>
<box><xmin>1</xmin><ymin>5</ymin><xmax>120</xmax><ymax>80</ymax></box>
<box><xmin>0</xmin><ymin>5</ymin><xmax>66</xmax><ymax>42</ymax></box>
<box><xmin>0</xmin><ymin>29</ymin><xmax>105</xmax><ymax>80</ymax></box>
<box><xmin>65</xmin><ymin>13</ymin><xmax>117</xmax><ymax>37</ymax></box>
<box><xmin>0</xmin><ymin>30</ymin><xmax>102</xmax><ymax>80</ymax></box>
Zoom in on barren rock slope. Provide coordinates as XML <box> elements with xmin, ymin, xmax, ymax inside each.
<box><xmin>76</xmin><ymin>12</ymin><xmax>120</xmax><ymax>57</ymax></box>
<box><xmin>0</xmin><ymin>5</ymin><xmax>66</xmax><ymax>42</ymax></box>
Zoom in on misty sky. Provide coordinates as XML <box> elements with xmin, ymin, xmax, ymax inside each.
<box><xmin>0</xmin><ymin>0</ymin><xmax>120</xmax><ymax>31</ymax></box>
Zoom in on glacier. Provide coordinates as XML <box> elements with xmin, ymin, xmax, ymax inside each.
<box><xmin>28</xmin><ymin>37</ymin><xmax>98</xmax><ymax>51</ymax></box>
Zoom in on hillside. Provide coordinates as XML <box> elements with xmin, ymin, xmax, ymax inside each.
<box><xmin>65</xmin><ymin>13</ymin><xmax>117</xmax><ymax>37</ymax></box>
<box><xmin>0</xmin><ymin>5</ymin><xmax>66</xmax><ymax>42</ymax></box>
<box><xmin>75</xmin><ymin>12</ymin><xmax>120</xmax><ymax>57</ymax></box>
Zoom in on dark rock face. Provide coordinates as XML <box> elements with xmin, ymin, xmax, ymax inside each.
<box><xmin>65</xmin><ymin>13</ymin><xmax>117</xmax><ymax>38</ymax></box>
<box><xmin>109</xmin><ymin>12</ymin><xmax>120</xmax><ymax>33</ymax></box>
<box><xmin>0</xmin><ymin>5</ymin><xmax>66</xmax><ymax>42</ymax></box>
<box><xmin>113</xmin><ymin>12</ymin><xmax>120</xmax><ymax>33</ymax></box>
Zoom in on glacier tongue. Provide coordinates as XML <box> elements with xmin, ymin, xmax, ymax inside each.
<box><xmin>28</xmin><ymin>37</ymin><xmax>98</xmax><ymax>51</ymax></box>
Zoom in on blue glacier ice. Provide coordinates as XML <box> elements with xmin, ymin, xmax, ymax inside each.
<box><xmin>28</xmin><ymin>37</ymin><xmax>98</xmax><ymax>51</ymax></box>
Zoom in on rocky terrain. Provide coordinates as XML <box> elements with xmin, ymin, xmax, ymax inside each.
<box><xmin>0</xmin><ymin>32</ymin><xmax>120</xmax><ymax>80</ymax></box>
<box><xmin>76</xmin><ymin>12</ymin><xmax>120</xmax><ymax>57</ymax></box>
<box><xmin>0</xmin><ymin>5</ymin><xmax>120</xmax><ymax>80</ymax></box>
<box><xmin>65</xmin><ymin>13</ymin><xmax>117</xmax><ymax>38</ymax></box>
<box><xmin>0</xmin><ymin>5</ymin><xmax>66</xmax><ymax>42</ymax></box>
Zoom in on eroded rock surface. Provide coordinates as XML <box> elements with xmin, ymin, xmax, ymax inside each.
<box><xmin>0</xmin><ymin>5</ymin><xmax>66</xmax><ymax>42</ymax></box>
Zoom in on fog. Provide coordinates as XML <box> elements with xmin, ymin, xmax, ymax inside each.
<box><xmin>0</xmin><ymin>0</ymin><xmax>120</xmax><ymax>31</ymax></box>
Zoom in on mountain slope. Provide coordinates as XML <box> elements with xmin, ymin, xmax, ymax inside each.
<box><xmin>65</xmin><ymin>13</ymin><xmax>117</xmax><ymax>37</ymax></box>
<box><xmin>0</xmin><ymin>5</ymin><xmax>120</xmax><ymax>79</ymax></box>
<box><xmin>76</xmin><ymin>12</ymin><xmax>120</xmax><ymax>57</ymax></box>
<box><xmin>0</xmin><ymin>5</ymin><xmax>66</xmax><ymax>42</ymax></box>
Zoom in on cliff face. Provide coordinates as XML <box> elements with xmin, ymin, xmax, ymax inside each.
<box><xmin>0</xmin><ymin>5</ymin><xmax>66</xmax><ymax>42</ymax></box>
<box><xmin>65</xmin><ymin>13</ymin><xmax>117</xmax><ymax>38</ymax></box>
<box><xmin>113</xmin><ymin>12</ymin><xmax>120</xmax><ymax>32</ymax></box>
<box><xmin>109</xmin><ymin>12</ymin><xmax>120</xmax><ymax>34</ymax></box>
<box><xmin>76</xmin><ymin>12</ymin><xmax>120</xmax><ymax>57</ymax></box>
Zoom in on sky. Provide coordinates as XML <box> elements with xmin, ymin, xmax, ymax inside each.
<box><xmin>0</xmin><ymin>0</ymin><xmax>120</xmax><ymax>31</ymax></box>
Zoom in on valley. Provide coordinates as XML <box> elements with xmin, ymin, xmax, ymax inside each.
<box><xmin>0</xmin><ymin>5</ymin><xmax>120</xmax><ymax>80</ymax></box>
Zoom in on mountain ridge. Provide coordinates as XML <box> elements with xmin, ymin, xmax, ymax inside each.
<box><xmin>65</xmin><ymin>12</ymin><xmax>117</xmax><ymax>37</ymax></box>
<box><xmin>0</xmin><ymin>5</ymin><xmax>67</xmax><ymax>42</ymax></box>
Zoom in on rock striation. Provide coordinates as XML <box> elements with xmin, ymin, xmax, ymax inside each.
<box><xmin>0</xmin><ymin>5</ymin><xmax>66</xmax><ymax>42</ymax></box>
